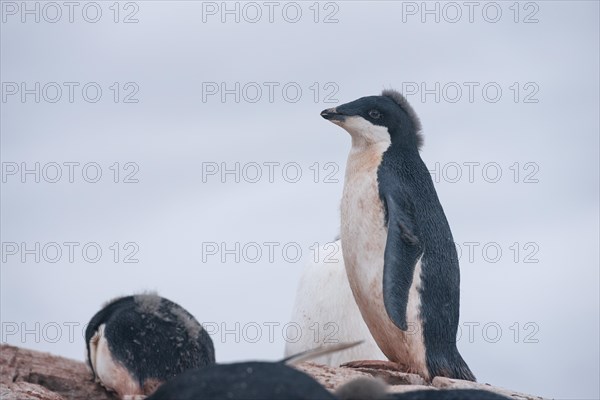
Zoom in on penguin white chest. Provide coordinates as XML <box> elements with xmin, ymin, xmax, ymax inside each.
<box><xmin>340</xmin><ymin>145</ymin><xmax>389</xmax><ymax>292</ymax></box>
<box><xmin>340</xmin><ymin>143</ymin><xmax>427</xmax><ymax>375</ymax></box>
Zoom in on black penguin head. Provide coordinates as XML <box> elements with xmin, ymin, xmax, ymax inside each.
<box><xmin>321</xmin><ymin>89</ymin><xmax>423</xmax><ymax>149</ymax></box>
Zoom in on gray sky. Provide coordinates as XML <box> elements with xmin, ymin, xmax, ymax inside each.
<box><xmin>1</xmin><ymin>1</ymin><xmax>599</xmax><ymax>399</ymax></box>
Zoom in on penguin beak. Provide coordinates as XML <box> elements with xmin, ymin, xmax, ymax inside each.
<box><xmin>320</xmin><ymin>108</ymin><xmax>346</xmax><ymax>122</ymax></box>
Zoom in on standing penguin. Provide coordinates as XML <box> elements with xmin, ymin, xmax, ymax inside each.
<box><xmin>321</xmin><ymin>89</ymin><xmax>475</xmax><ymax>381</ymax></box>
<box><xmin>284</xmin><ymin>239</ymin><xmax>386</xmax><ymax>365</ymax></box>
<box><xmin>86</xmin><ymin>293</ymin><xmax>215</xmax><ymax>399</ymax></box>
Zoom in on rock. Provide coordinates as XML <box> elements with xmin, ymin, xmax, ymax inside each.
<box><xmin>295</xmin><ymin>362</ymin><xmax>373</xmax><ymax>390</ymax></box>
<box><xmin>0</xmin><ymin>382</ymin><xmax>66</xmax><ymax>400</ymax></box>
<box><xmin>0</xmin><ymin>344</ymin><xmax>114</xmax><ymax>400</ymax></box>
<box><xmin>0</xmin><ymin>344</ymin><xmax>546</xmax><ymax>400</ymax></box>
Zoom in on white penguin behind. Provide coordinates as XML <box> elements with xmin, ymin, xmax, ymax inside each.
<box><xmin>321</xmin><ymin>89</ymin><xmax>475</xmax><ymax>381</ymax></box>
<box><xmin>285</xmin><ymin>239</ymin><xmax>386</xmax><ymax>366</ymax></box>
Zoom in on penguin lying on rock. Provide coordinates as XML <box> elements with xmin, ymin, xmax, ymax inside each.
<box><xmin>321</xmin><ymin>89</ymin><xmax>475</xmax><ymax>381</ymax></box>
<box><xmin>148</xmin><ymin>365</ymin><xmax>509</xmax><ymax>400</ymax></box>
<box><xmin>336</xmin><ymin>378</ymin><xmax>511</xmax><ymax>400</ymax></box>
<box><xmin>85</xmin><ymin>293</ymin><xmax>215</xmax><ymax>399</ymax></box>
<box><xmin>147</xmin><ymin>342</ymin><xmax>360</xmax><ymax>400</ymax></box>
<box><xmin>385</xmin><ymin>391</ymin><xmax>510</xmax><ymax>400</ymax></box>
<box><xmin>147</xmin><ymin>361</ymin><xmax>337</xmax><ymax>400</ymax></box>
<box><xmin>285</xmin><ymin>239</ymin><xmax>386</xmax><ymax>366</ymax></box>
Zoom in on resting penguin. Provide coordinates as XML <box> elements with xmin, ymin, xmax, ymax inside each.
<box><xmin>321</xmin><ymin>89</ymin><xmax>475</xmax><ymax>381</ymax></box>
<box><xmin>385</xmin><ymin>390</ymin><xmax>511</xmax><ymax>400</ymax></box>
<box><xmin>85</xmin><ymin>293</ymin><xmax>215</xmax><ymax>399</ymax></box>
<box><xmin>335</xmin><ymin>377</ymin><xmax>511</xmax><ymax>400</ymax></box>
<box><xmin>148</xmin><ymin>360</ymin><xmax>506</xmax><ymax>400</ymax></box>
<box><xmin>335</xmin><ymin>378</ymin><xmax>511</xmax><ymax>400</ymax></box>
<box><xmin>146</xmin><ymin>361</ymin><xmax>336</xmax><ymax>400</ymax></box>
<box><xmin>146</xmin><ymin>343</ymin><xmax>359</xmax><ymax>400</ymax></box>
<box><xmin>284</xmin><ymin>239</ymin><xmax>386</xmax><ymax>365</ymax></box>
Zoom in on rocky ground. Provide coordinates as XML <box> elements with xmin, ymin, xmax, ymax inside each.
<box><xmin>0</xmin><ymin>344</ymin><xmax>546</xmax><ymax>399</ymax></box>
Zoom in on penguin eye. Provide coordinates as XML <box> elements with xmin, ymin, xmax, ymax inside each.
<box><xmin>368</xmin><ymin>109</ymin><xmax>381</xmax><ymax>119</ymax></box>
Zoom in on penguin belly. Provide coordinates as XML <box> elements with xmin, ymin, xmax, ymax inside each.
<box><xmin>340</xmin><ymin>145</ymin><xmax>428</xmax><ymax>378</ymax></box>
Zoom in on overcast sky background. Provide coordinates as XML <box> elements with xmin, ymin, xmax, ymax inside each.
<box><xmin>1</xmin><ymin>1</ymin><xmax>599</xmax><ymax>399</ymax></box>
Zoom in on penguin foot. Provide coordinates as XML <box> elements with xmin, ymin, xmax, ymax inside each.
<box><xmin>341</xmin><ymin>360</ymin><xmax>412</xmax><ymax>373</ymax></box>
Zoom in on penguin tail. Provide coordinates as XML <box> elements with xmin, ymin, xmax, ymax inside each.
<box><xmin>450</xmin><ymin>355</ymin><xmax>477</xmax><ymax>382</ymax></box>
<box><xmin>429</xmin><ymin>350</ymin><xmax>476</xmax><ymax>382</ymax></box>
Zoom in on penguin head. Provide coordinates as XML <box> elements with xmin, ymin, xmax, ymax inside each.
<box><xmin>321</xmin><ymin>89</ymin><xmax>423</xmax><ymax>149</ymax></box>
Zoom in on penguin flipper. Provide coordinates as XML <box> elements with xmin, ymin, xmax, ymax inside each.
<box><xmin>382</xmin><ymin>193</ymin><xmax>424</xmax><ymax>331</ymax></box>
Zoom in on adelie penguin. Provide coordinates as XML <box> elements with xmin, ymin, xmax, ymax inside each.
<box><xmin>335</xmin><ymin>378</ymin><xmax>511</xmax><ymax>400</ymax></box>
<box><xmin>321</xmin><ymin>89</ymin><xmax>475</xmax><ymax>382</ymax></box>
<box><xmin>148</xmin><ymin>368</ymin><xmax>510</xmax><ymax>400</ymax></box>
<box><xmin>146</xmin><ymin>342</ymin><xmax>360</xmax><ymax>400</ymax></box>
<box><xmin>85</xmin><ymin>293</ymin><xmax>215</xmax><ymax>399</ymax></box>
<box><xmin>146</xmin><ymin>361</ymin><xmax>336</xmax><ymax>400</ymax></box>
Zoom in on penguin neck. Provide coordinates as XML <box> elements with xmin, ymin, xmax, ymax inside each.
<box><xmin>388</xmin><ymin>123</ymin><xmax>422</xmax><ymax>154</ymax></box>
<box><xmin>349</xmin><ymin>135</ymin><xmax>391</xmax><ymax>157</ymax></box>
<box><xmin>383</xmin><ymin>140</ymin><xmax>422</xmax><ymax>165</ymax></box>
